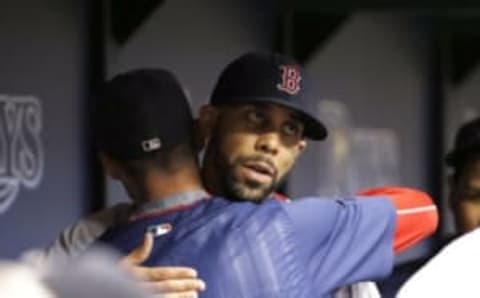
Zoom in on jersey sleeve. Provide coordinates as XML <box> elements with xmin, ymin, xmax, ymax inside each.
<box><xmin>284</xmin><ymin>197</ymin><xmax>396</xmax><ymax>292</ymax></box>
<box><xmin>357</xmin><ymin>186</ymin><xmax>438</xmax><ymax>254</ymax></box>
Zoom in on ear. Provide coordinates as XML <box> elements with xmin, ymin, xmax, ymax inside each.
<box><xmin>99</xmin><ymin>153</ymin><xmax>123</xmax><ymax>180</ymax></box>
<box><xmin>297</xmin><ymin>139</ymin><xmax>307</xmax><ymax>153</ymax></box>
<box><xmin>198</xmin><ymin>104</ymin><xmax>220</xmax><ymax>141</ymax></box>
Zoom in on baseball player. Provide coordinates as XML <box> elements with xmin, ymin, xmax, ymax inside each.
<box><xmin>93</xmin><ymin>54</ymin><xmax>438</xmax><ymax>297</ymax></box>
<box><xmin>194</xmin><ymin>53</ymin><xmax>438</xmax><ymax>298</ymax></box>
<box><xmin>397</xmin><ymin>117</ymin><xmax>480</xmax><ymax>297</ymax></box>
<box><xmin>445</xmin><ymin>117</ymin><xmax>480</xmax><ymax>235</ymax></box>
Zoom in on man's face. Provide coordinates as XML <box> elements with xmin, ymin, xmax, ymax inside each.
<box><xmin>450</xmin><ymin>158</ymin><xmax>480</xmax><ymax>234</ymax></box>
<box><xmin>201</xmin><ymin>103</ymin><xmax>307</xmax><ymax>201</ymax></box>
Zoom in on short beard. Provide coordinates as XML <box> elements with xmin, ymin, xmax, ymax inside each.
<box><xmin>204</xmin><ymin>130</ymin><xmax>283</xmax><ymax>202</ymax></box>
<box><xmin>223</xmin><ymin>160</ymin><xmax>277</xmax><ymax>202</ymax></box>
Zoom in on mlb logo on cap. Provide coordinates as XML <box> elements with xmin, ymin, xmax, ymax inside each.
<box><xmin>142</xmin><ymin>138</ymin><xmax>162</xmax><ymax>152</ymax></box>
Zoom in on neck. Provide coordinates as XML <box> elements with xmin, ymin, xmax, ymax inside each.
<box><xmin>131</xmin><ymin>164</ymin><xmax>204</xmax><ymax>203</ymax></box>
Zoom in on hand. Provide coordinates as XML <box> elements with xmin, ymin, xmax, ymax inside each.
<box><xmin>121</xmin><ymin>232</ymin><xmax>206</xmax><ymax>298</ymax></box>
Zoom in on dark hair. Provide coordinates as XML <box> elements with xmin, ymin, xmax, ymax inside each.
<box><xmin>446</xmin><ymin>118</ymin><xmax>480</xmax><ymax>184</ymax></box>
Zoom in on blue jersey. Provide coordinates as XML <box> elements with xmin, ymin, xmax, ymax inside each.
<box><xmin>98</xmin><ymin>196</ymin><xmax>395</xmax><ymax>297</ymax></box>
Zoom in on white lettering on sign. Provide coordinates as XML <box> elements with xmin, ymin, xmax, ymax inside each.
<box><xmin>0</xmin><ymin>95</ymin><xmax>44</xmax><ymax>214</ymax></box>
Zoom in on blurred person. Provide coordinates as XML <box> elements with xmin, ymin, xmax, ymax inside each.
<box><xmin>0</xmin><ymin>248</ymin><xmax>150</xmax><ymax>298</ymax></box>
<box><xmin>445</xmin><ymin>118</ymin><xmax>480</xmax><ymax>234</ymax></box>
<box><xmin>0</xmin><ymin>261</ymin><xmax>55</xmax><ymax>298</ymax></box>
<box><xmin>44</xmin><ymin>247</ymin><xmax>151</xmax><ymax>298</ymax></box>
<box><xmin>397</xmin><ymin>117</ymin><xmax>480</xmax><ymax>297</ymax></box>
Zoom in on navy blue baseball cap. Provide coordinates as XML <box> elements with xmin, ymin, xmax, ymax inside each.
<box><xmin>446</xmin><ymin>117</ymin><xmax>480</xmax><ymax>166</ymax></box>
<box><xmin>96</xmin><ymin>68</ymin><xmax>194</xmax><ymax>160</ymax></box>
<box><xmin>210</xmin><ymin>52</ymin><xmax>327</xmax><ymax>140</ymax></box>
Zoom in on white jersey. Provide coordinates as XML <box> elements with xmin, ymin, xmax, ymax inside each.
<box><xmin>398</xmin><ymin>228</ymin><xmax>480</xmax><ymax>297</ymax></box>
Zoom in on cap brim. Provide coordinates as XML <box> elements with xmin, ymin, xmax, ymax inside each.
<box><xmin>215</xmin><ymin>96</ymin><xmax>328</xmax><ymax>140</ymax></box>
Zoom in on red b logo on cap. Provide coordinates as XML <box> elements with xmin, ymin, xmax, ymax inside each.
<box><xmin>277</xmin><ymin>65</ymin><xmax>301</xmax><ymax>95</ymax></box>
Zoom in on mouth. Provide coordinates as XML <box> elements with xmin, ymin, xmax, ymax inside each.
<box><xmin>241</xmin><ymin>160</ymin><xmax>276</xmax><ymax>184</ymax></box>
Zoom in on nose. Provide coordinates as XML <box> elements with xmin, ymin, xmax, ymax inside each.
<box><xmin>255</xmin><ymin>132</ymin><xmax>280</xmax><ymax>155</ymax></box>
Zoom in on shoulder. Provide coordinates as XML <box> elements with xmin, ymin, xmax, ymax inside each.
<box><xmin>23</xmin><ymin>203</ymin><xmax>133</xmax><ymax>266</ymax></box>
<box><xmin>68</xmin><ymin>203</ymin><xmax>133</xmax><ymax>244</ymax></box>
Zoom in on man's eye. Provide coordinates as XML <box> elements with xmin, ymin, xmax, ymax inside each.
<box><xmin>247</xmin><ymin>110</ymin><xmax>265</xmax><ymax>124</ymax></box>
<box><xmin>283</xmin><ymin>122</ymin><xmax>301</xmax><ymax>137</ymax></box>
